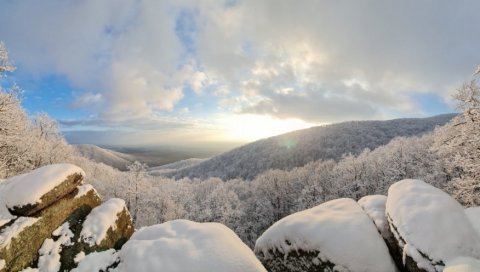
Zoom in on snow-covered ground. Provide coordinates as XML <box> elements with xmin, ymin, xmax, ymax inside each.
<box><xmin>148</xmin><ymin>158</ymin><xmax>206</xmax><ymax>176</ymax></box>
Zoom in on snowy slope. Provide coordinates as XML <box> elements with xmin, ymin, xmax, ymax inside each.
<box><xmin>148</xmin><ymin>158</ymin><xmax>206</xmax><ymax>175</ymax></box>
<box><xmin>168</xmin><ymin>114</ymin><xmax>455</xmax><ymax>180</ymax></box>
<box><xmin>75</xmin><ymin>144</ymin><xmax>135</xmax><ymax>171</ymax></box>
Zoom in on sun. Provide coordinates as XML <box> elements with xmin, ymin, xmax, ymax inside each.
<box><xmin>219</xmin><ymin>114</ymin><xmax>318</xmax><ymax>142</ymax></box>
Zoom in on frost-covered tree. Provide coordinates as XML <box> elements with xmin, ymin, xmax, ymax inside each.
<box><xmin>0</xmin><ymin>42</ymin><xmax>14</xmax><ymax>73</ymax></box>
<box><xmin>0</xmin><ymin>88</ymin><xmax>33</xmax><ymax>177</ymax></box>
<box><xmin>434</xmin><ymin>72</ymin><xmax>480</xmax><ymax>206</ymax></box>
<box><xmin>0</xmin><ymin>42</ymin><xmax>32</xmax><ymax>177</ymax></box>
<box><xmin>127</xmin><ymin>161</ymin><xmax>148</xmax><ymax>224</ymax></box>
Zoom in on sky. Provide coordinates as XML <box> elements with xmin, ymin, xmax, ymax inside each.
<box><xmin>0</xmin><ymin>0</ymin><xmax>478</xmax><ymax>146</ymax></box>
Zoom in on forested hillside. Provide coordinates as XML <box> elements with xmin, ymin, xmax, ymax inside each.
<box><xmin>75</xmin><ymin>144</ymin><xmax>135</xmax><ymax>171</ymax></box>
<box><xmin>167</xmin><ymin>114</ymin><xmax>455</xmax><ymax>180</ymax></box>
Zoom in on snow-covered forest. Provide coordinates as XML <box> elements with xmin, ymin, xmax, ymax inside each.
<box><xmin>165</xmin><ymin>114</ymin><xmax>455</xmax><ymax>180</ymax></box>
<box><xmin>1</xmin><ymin>41</ymin><xmax>479</xmax><ymax>250</ymax></box>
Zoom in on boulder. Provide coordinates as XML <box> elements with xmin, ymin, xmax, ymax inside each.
<box><xmin>0</xmin><ymin>185</ymin><xmax>101</xmax><ymax>272</ymax></box>
<box><xmin>386</xmin><ymin>179</ymin><xmax>480</xmax><ymax>272</ymax></box>
<box><xmin>358</xmin><ymin>195</ymin><xmax>403</xmax><ymax>269</ymax></box>
<box><xmin>3</xmin><ymin>164</ymin><xmax>85</xmax><ymax>216</ymax></box>
<box><xmin>444</xmin><ymin>257</ymin><xmax>480</xmax><ymax>272</ymax></box>
<box><xmin>465</xmin><ymin>207</ymin><xmax>480</xmax><ymax>237</ymax></box>
<box><xmin>57</xmin><ymin>197</ymin><xmax>133</xmax><ymax>271</ymax></box>
<box><xmin>114</xmin><ymin>219</ymin><xmax>266</xmax><ymax>272</ymax></box>
<box><xmin>78</xmin><ymin>198</ymin><xmax>133</xmax><ymax>250</ymax></box>
<box><xmin>254</xmin><ymin>198</ymin><xmax>397</xmax><ymax>272</ymax></box>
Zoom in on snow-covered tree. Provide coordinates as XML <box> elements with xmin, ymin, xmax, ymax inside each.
<box><xmin>434</xmin><ymin>72</ymin><xmax>480</xmax><ymax>206</ymax></box>
<box><xmin>0</xmin><ymin>42</ymin><xmax>14</xmax><ymax>74</ymax></box>
<box><xmin>126</xmin><ymin>161</ymin><xmax>148</xmax><ymax>224</ymax></box>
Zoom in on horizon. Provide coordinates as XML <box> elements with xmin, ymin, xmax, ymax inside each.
<box><xmin>1</xmin><ymin>1</ymin><xmax>476</xmax><ymax>146</ymax></box>
<box><xmin>70</xmin><ymin>111</ymin><xmax>457</xmax><ymax>150</ymax></box>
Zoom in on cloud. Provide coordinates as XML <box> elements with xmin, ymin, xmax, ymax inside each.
<box><xmin>70</xmin><ymin>93</ymin><xmax>103</xmax><ymax>108</ymax></box>
<box><xmin>192</xmin><ymin>0</ymin><xmax>479</xmax><ymax>120</ymax></box>
<box><xmin>1</xmin><ymin>0</ymin><xmax>478</xmax><ymax>132</ymax></box>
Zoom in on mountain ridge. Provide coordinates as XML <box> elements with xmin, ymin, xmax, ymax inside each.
<box><xmin>166</xmin><ymin>114</ymin><xmax>457</xmax><ymax>180</ymax></box>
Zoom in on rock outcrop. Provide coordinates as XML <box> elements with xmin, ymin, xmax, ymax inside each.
<box><xmin>0</xmin><ymin>164</ymin><xmax>134</xmax><ymax>272</ymax></box>
<box><xmin>385</xmin><ymin>179</ymin><xmax>480</xmax><ymax>272</ymax></box>
<box><xmin>358</xmin><ymin>195</ymin><xmax>404</xmax><ymax>269</ymax></box>
<box><xmin>2</xmin><ymin>166</ymin><xmax>480</xmax><ymax>272</ymax></box>
<box><xmin>254</xmin><ymin>198</ymin><xmax>397</xmax><ymax>272</ymax></box>
<box><xmin>111</xmin><ymin>220</ymin><xmax>267</xmax><ymax>272</ymax></box>
<box><xmin>254</xmin><ymin>181</ymin><xmax>480</xmax><ymax>272</ymax></box>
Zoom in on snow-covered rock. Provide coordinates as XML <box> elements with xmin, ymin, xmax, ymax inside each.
<box><xmin>0</xmin><ymin>184</ymin><xmax>16</xmax><ymax>228</ymax></box>
<box><xmin>2</xmin><ymin>164</ymin><xmax>85</xmax><ymax>216</ymax></box>
<box><xmin>0</xmin><ymin>217</ymin><xmax>39</xmax><ymax>249</ymax></box>
<box><xmin>72</xmin><ymin>249</ymin><xmax>119</xmax><ymax>272</ymax></box>
<box><xmin>114</xmin><ymin>219</ymin><xmax>267</xmax><ymax>272</ymax></box>
<box><xmin>48</xmin><ymin>197</ymin><xmax>132</xmax><ymax>271</ymax></box>
<box><xmin>386</xmin><ymin>179</ymin><xmax>480</xmax><ymax>272</ymax></box>
<box><xmin>254</xmin><ymin>198</ymin><xmax>397</xmax><ymax>272</ymax></box>
<box><xmin>465</xmin><ymin>207</ymin><xmax>480</xmax><ymax>237</ymax></box>
<box><xmin>0</xmin><ymin>179</ymin><xmax>101</xmax><ymax>272</ymax></box>
<box><xmin>0</xmin><ymin>165</ymin><xmax>135</xmax><ymax>272</ymax></box>
<box><xmin>37</xmin><ymin>223</ymin><xmax>74</xmax><ymax>272</ymax></box>
<box><xmin>79</xmin><ymin>198</ymin><xmax>133</xmax><ymax>248</ymax></box>
<box><xmin>358</xmin><ymin>195</ymin><xmax>390</xmax><ymax>239</ymax></box>
<box><xmin>358</xmin><ymin>195</ymin><xmax>404</xmax><ymax>269</ymax></box>
<box><xmin>444</xmin><ymin>257</ymin><xmax>480</xmax><ymax>272</ymax></box>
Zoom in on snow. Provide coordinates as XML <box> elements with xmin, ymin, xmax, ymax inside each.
<box><xmin>465</xmin><ymin>207</ymin><xmax>480</xmax><ymax>236</ymax></box>
<box><xmin>74</xmin><ymin>184</ymin><xmax>96</xmax><ymax>199</ymax></box>
<box><xmin>37</xmin><ymin>222</ymin><xmax>74</xmax><ymax>272</ymax></box>
<box><xmin>72</xmin><ymin>249</ymin><xmax>119</xmax><ymax>272</ymax></box>
<box><xmin>79</xmin><ymin>198</ymin><xmax>126</xmax><ymax>246</ymax></box>
<box><xmin>0</xmin><ymin>217</ymin><xmax>38</xmax><ymax>249</ymax></box>
<box><xmin>0</xmin><ymin>182</ymin><xmax>16</xmax><ymax>227</ymax></box>
<box><xmin>386</xmin><ymin>179</ymin><xmax>480</xmax><ymax>271</ymax></box>
<box><xmin>20</xmin><ymin>268</ymin><xmax>39</xmax><ymax>272</ymax></box>
<box><xmin>2</xmin><ymin>164</ymin><xmax>85</xmax><ymax>209</ymax></box>
<box><xmin>114</xmin><ymin>219</ymin><xmax>266</xmax><ymax>272</ymax></box>
<box><xmin>255</xmin><ymin>198</ymin><xmax>397</xmax><ymax>272</ymax></box>
<box><xmin>358</xmin><ymin>195</ymin><xmax>390</xmax><ymax>239</ymax></box>
<box><xmin>74</xmin><ymin>252</ymin><xmax>85</xmax><ymax>263</ymax></box>
<box><xmin>445</xmin><ymin>257</ymin><xmax>480</xmax><ymax>272</ymax></box>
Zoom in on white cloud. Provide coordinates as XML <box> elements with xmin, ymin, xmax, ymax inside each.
<box><xmin>71</xmin><ymin>93</ymin><xmax>103</xmax><ymax>108</ymax></box>
<box><xmin>0</xmin><ymin>0</ymin><xmax>477</xmax><ymax>134</ymax></box>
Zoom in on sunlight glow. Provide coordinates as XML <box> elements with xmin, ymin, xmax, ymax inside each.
<box><xmin>219</xmin><ymin>114</ymin><xmax>318</xmax><ymax>142</ymax></box>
